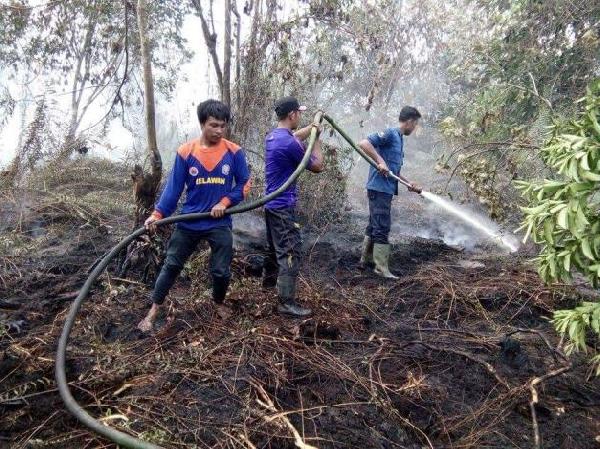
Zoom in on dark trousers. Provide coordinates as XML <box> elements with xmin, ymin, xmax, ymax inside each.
<box><xmin>263</xmin><ymin>207</ymin><xmax>302</xmax><ymax>299</ymax></box>
<box><xmin>152</xmin><ymin>227</ymin><xmax>232</xmax><ymax>305</ymax></box>
<box><xmin>365</xmin><ymin>189</ymin><xmax>393</xmax><ymax>244</ymax></box>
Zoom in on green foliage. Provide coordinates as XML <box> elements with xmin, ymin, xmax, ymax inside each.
<box><xmin>517</xmin><ymin>80</ymin><xmax>600</xmax><ymax>370</ymax></box>
<box><xmin>441</xmin><ymin>0</ymin><xmax>599</xmax><ymax>219</ymax></box>
<box><xmin>516</xmin><ymin>81</ymin><xmax>600</xmax><ymax>286</ymax></box>
<box><xmin>0</xmin><ymin>3</ymin><xmax>29</xmax><ymax>65</ymax></box>
<box><xmin>553</xmin><ymin>302</ymin><xmax>600</xmax><ymax>376</ymax></box>
<box><xmin>466</xmin><ymin>0</ymin><xmax>600</xmax><ymax>120</ymax></box>
<box><xmin>441</xmin><ymin>86</ymin><xmax>514</xmax><ymax>141</ymax></box>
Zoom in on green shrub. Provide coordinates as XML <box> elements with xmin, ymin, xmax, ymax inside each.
<box><xmin>516</xmin><ymin>80</ymin><xmax>600</xmax><ymax>373</ymax></box>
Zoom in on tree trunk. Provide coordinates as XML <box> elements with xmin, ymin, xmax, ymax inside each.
<box><xmin>193</xmin><ymin>0</ymin><xmax>224</xmax><ymax>98</ymax></box>
<box><xmin>192</xmin><ymin>0</ymin><xmax>234</xmax><ymax>106</ymax></box>
<box><xmin>232</xmin><ymin>0</ymin><xmax>241</xmax><ymax>109</ymax></box>
<box><xmin>233</xmin><ymin>0</ymin><xmax>277</xmax><ymax>141</ymax></box>
<box><xmin>134</xmin><ymin>0</ymin><xmax>162</xmax><ymax>226</ymax></box>
<box><xmin>233</xmin><ymin>0</ymin><xmax>261</xmax><ymax>140</ymax></box>
<box><xmin>119</xmin><ymin>0</ymin><xmax>166</xmax><ymax>283</ymax></box>
<box><xmin>222</xmin><ymin>0</ymin><xmax>232</xmax><ymax>107</ymax></box>
<box><xmin>60</xmin><ymin>18</ymin><xmax>95</xmax><ymax>158</ymax></box>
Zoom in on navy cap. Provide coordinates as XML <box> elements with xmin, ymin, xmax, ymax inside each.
<box><xmin>274</xmin><ymin>96</ymin><xmax>307</xmax><ymax>117</ymax></box>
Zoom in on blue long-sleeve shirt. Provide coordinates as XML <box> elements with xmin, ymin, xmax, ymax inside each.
<box><xmin>151</xmin><ymin>137</ymin><xmax>251</xmax><ymax>231</ymax></box>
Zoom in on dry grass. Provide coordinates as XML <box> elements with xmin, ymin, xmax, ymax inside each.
<box><xmin>1</xmin><ymin>160</ymin><xmax>598</xmax><ymax>449</ymax></box>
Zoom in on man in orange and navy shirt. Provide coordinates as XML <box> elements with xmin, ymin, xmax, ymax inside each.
<box><xmin>138</xmin><ymin>99</ymin><xmax>250</xmax><ymax>332</ymax></box>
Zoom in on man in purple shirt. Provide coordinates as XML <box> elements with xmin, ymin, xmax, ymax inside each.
<box><xmin>263</xmin><ymin>96</ymin><xmax>324</xmax><ymax>317</ymax></box>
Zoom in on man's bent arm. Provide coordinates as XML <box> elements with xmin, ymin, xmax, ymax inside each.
<box><xmin>153</xmin><ymin>154</ymin><xmax>187</xmax><ymax>218</ymax></box>
<box><xmin>293</xmin><ymin>124</ymin><xmax>313</xmax><ymax>141</ymax></box>
<box><xmin>307</xmin><ymin>139</ymin><xmax>324</xmax><ymax>173</ymax></box>
<box><xmin>359</xmin><ymin>139</ymin><xmax>386</xmax><ymax>167</ymax></box>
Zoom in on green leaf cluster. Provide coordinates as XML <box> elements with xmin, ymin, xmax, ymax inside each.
<box><xmin>517</xmin><ymin>80</ymin><xmax>600</xmax><ymax>370</ymax></box>
<box><xmin>553</xmin><ymin>302</ymin><xmax>600</xmax><ymax>375</ymax></box>
<box><xmin>516</xmin><ymin>81</ymin><xmax>600</xmax><ymax>286</ymax></box>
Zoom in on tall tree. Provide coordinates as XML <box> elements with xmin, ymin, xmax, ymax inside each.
<box><xmin>223</xmin><ymin>0</ymin><xmax>232</xmax><ymax>106</ymax></box>
<box><xmin>42</xmin><ymin>1</ymin><xmax>127</xmax><ymax>154</ymax></box>
<box><xmin>191</xmin><ymin>0</ymin><xmax>233</xmax><ymax>106</ymax></box>
<box><xmin>0</xmin><ymin>0</ymin><xmax>190</xmax><ymax>162</ymax></box>
<box><xmin>133</xmin><ymin>0</ymin><xmax>162</xmax><ymax>226</ymax></box>
<box><xmin>231</xmin><ymin>0</ymin><xmax>242</xmax><ymax>108</ymax></box>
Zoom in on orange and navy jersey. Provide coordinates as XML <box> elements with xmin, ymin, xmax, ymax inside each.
<box><xmin>151</xmin><ymin>137</ymin><xmax>251</xmax><ymax>231</ymax></box>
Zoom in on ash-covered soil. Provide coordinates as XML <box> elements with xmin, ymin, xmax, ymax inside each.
<box><xmin>1</xmin><ymin>166</ymin><xmax>599</xmax><ymax>449</ymax></box>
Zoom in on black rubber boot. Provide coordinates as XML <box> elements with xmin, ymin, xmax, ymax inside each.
<box><xmin>262</xmin><ymin>273</ymin><xmax>277</xmax><ymax>289</ymax></box>
<box><xmin>262</xmin><ymin>259</ymin><xmax>278</xmax><ymax>289</ymax></box>
<box><xmin>212</xmin><ymin>276</ymin><xmax>230</xmax><ymax>304</ymax></box>
<box><xmin>277</xmin><ymin>300</ymin><xmax>312</xmax><ymax>318</ymax></box>
<box><xmin>276</xmin><ymin>275</ymin><xmax>311</xmax><ymax>318</ymax></box>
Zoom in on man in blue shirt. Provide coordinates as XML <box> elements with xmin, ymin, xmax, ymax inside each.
<box><xmin>138</xmin><ymin>99</ymin><xmax>251</xmax><ymax>332</ymax></box>
<box><xmin>358</xmin><ymin>106</ymin><xmax>422</xmax><ymax>279</ymax></box>
<box><xmin>263</xmin><ymin>96</ymin><xmax>324</xmax><ymax>317</ymax></box>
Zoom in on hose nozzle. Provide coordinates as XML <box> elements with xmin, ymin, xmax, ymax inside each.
<box><xmin>388</xmin><ymin>171</ymin><xmax>422</xmax><ymax>194</ymax></box>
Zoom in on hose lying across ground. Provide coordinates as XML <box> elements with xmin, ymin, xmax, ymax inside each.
<box><xmin>54</xmin><ymin>112</ymin><xmax>424</xmax><ymax>449</ymax></box>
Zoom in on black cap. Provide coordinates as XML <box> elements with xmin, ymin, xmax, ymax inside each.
<box><xmin>274</xmin><ymin>96</ymin><xmax>307</xmax><ymax>117</ymax></box>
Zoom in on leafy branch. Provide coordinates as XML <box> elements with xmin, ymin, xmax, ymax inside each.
<box><xmin>516</xmin><ymin>79</ymin><xmax>600</xmax><ymax>373</ymax></box>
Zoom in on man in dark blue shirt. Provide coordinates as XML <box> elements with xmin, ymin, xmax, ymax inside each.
<box><xmin>358</xmin><ymin>106</ymin><xmax>422</xmax><ymax>279</ymax></box>
<box><xmin>263</xmin><ymin>96</ymin><xmax>324</xmax><ymax>317</ymax></box>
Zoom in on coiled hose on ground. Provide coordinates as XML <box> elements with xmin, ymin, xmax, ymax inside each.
<box><xmin>55</xmin><ymin>112</ymin><xmax>396</xmax><ymax>448</ymax></box>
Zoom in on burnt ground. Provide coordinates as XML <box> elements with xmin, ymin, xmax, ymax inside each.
<box><xmin>1</xmin><ymin>167</ymin><xmax>600</xmax><ymax>449</ymax></box>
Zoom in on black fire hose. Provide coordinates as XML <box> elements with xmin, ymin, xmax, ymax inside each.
<box><xmin>55</xmin><ymin>112</ymin><xmax>412</xmax><ymax>449</ymax></box>
<box><xmin>55</xmin><ymin>112</ymin><xmax>324</xmax><ymax>449</ymax></box>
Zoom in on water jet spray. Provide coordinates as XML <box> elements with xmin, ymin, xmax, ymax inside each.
<box><xmin>322</xmin><ymin>114</ymin><xmax>519</xmax><ymax>253</ymax></box>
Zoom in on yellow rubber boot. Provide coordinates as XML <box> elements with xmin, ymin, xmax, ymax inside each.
<box><xmin>373</xmin><ymin>243</ymin><xmax>398</xmax><ymax>279</ymax></box>
<box><xmin>359</xmin><ymin>236</ymin><xmax>374</xmax><ymax>267</ymax></box>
